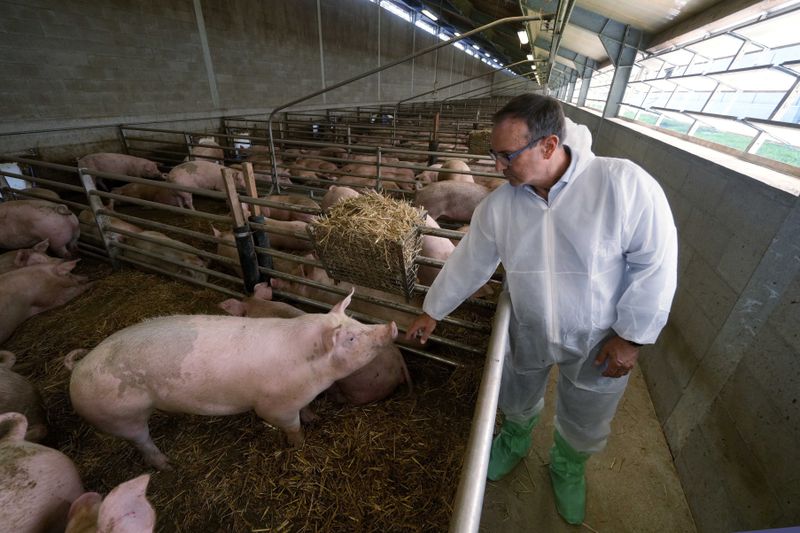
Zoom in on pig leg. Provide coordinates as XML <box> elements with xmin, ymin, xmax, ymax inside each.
<box><xmin>300</xmin><ymin>406</ymin><xmax>318</xmax><ymax>423</ymax></box>
<box><xmin>254</xmin><ymin>404</ymin><xmax>304</xmax><ymax>446</ymax></box>
<box><xmin>89</xmin><ymin>410</ymin><xmax>171</xmax><ymax>470</ymax></box>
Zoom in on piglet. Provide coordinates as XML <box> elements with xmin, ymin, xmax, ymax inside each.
<box><xmin>66</xmin><ymin>290</ymin><xmax>397</xmax><ymax>469</ymax></box>
<box><xmin>0</xmin><ymin>260</ymin><xmax>93</xmax><ymax>345</ymax></box>
<box><xmin>65</xmin><ymin>475</ymin><xmax>155</xmax><ymax>533</ymax></box>
<box><xmin>0</xmin><ymin>412</ymin><xmax>85</xmax><ymax>533</ymax></box>
<box><xmin>0</xmin><ymin>239</ymin><xmax>58</xmax><ymax>275</ymax></box>
<box><xmin>0</xmin><ymin>351</ymin><xmax>47</xmax><ymax>441</ymax></box>
<box><xmin>0</xmin><ymin>199</ymin><xmax>80</xmax><ymax>258</ymax></box>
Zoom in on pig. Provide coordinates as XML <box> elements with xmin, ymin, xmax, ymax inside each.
<box><xmin>78</xmin><ymin>209</ymin><xmax>144</xmax><ymax>244</ymax></box>
<box><xmin>0</xmin><ymin>199</ymin><xmax>80</xmax><ymax>258</ymax></box>
<box><xmin>107</xmin><ymin>182</ymin><xmax>189</xmax><ymax>210</ymax></box>
<box><xmin>414</xmin><ymin>181</ymin><xmax>490</xmax><ymax>222</ymax></box>
<box><xmin>326</xmin><ymin>342</ymin><xmax>411</xmax><ymax>406</ymax></box>
<box><xmin>77</xmin><ymin>153</ymin><xmax>162</xmax><ymax>192</ymax></box>
<box><xmin>0</xmin><ymin>239</ymin><xmax>57</xmax><ymax>275</ymax></box>
<box><xmin>0</xmin><ymin>412</ymin><xmax>85</xmax><ymax>533</ymax></box>
<box><xmin>261</xmin><ymin>194</ymin><xmax>320</xmax><ymax>223</ymax></box>
<box><xmin>186</xmin><ymin>136</ymin><xmax>224</xmax><ymax>163</ymax></box>
<box><xmin>320</xmin><ymin>186</ymin><xmax>360</xmax><ymax>211</ymax></box>
<box><xmin>65</xmin><ymin>475</ymin><xmax>156</xmax><ymax>533</ymax></box>
<box><xmin>295</xmin><ymin>157</ymin><xmax>338</xmax><ymax>176</ymax></box>
<box><xmin>418</xmin><ymin>215</ymin><xmax>456</xmax><ymax>286</ymax></box>
<box><xmin>65</xmin><ymin>290</ymin><xmax>398</xmax><ymax>469</ymax></box>
<box><xmin>0</xmin><ymin>351</ymin><xmax>47</xmax><ymax>441</ymax></box>
<box><xmin>414</xmin><ymin>163</ymin><xmax>443</xmax><ymax>185</ymax></box>
<box><xmin>221</xmin><ymin>283</ymin><xmax>411</xmax><ymax>405</ymax></box>
<box><xmin>219</xmin><ymin>282</ymin><xmax>305</xmax><ymax>319</ymax></box>
<box><xmin>165</xmin><ymin>161</ymin><xmax>246</xmax><ymax>210</ymax></box>
<box><xmin>437</xmin><ymin>159</ymin><xmax>474</xmax><ymax>183</ymax></box>
<box><xmin>120</xmin><ymin>231</ymin><xmax>208</xmax><ymax>283</ymax></box>
<box><xmin>22</xmin><ymin>187</ymin><xmax>61</xmax><ymax>202</ymax></box>
<box><xmin>0</xmin><ymin>260</ymin><xmax>92</xmax><ymax>345</ymax></box>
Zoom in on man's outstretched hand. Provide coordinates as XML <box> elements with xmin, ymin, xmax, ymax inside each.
<box><xmin>405</xmin><ymin>313</ymin><xmax>438</xmax><ymax>344</ymax></box>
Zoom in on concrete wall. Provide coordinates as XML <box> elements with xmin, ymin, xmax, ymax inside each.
<box><xmin>562</xmin><ymin>104</ymin><xmax>800</xmax><ymax>532</ymax></box>
<box><xmin>0</xmin><ymin>0</ymin><xmax>495</xmax><ymax>156</ymax></box>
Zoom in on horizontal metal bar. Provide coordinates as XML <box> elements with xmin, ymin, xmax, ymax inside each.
<box><xmin>116</xmin><ymin>254</ymin><xmax>243</xmax><ymax>298</ymax></box>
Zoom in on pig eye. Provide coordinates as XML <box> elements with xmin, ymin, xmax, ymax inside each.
<box><xmin>348</xmin><ymin>336</ymin><xmax>355</xmax><ymax>342</ymax></box>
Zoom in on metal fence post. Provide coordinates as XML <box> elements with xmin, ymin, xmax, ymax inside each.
<box><xmin>77</xmin><ymin>168</ymin><xmax>119</xmax><ymax>268</ymax></box>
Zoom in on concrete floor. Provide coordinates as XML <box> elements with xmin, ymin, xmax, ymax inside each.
<box><xmin>480</xmin><ymin>366</ymin><xmax>696</xmax><ymax>533</ymax></box>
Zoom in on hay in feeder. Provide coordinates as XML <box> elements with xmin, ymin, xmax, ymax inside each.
<box><xmin>308</xmin><ymin>191</ymin><xmax>424</xmax><ymax>298</ymax></box>
<box><xmin>3</xmin><ymin>259</ymin><xmax>486</xmax><ymax>532</ymax></box>
<box><xmin>468</xmin><ymin>129</ymin><xmax>493</xmax><ymax>155</ymax></box>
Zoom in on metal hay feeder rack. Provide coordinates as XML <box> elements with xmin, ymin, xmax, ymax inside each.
<box><xmin>307</xmin><ymin>201</ymin><xmax>425</xmax><ymax>301</ymax></box>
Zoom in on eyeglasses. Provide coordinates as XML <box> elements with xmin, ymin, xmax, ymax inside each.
<box><xmin>488</xmin><ymin>135</ymin><xmax>546</xmax><ymax>166</ymax></box>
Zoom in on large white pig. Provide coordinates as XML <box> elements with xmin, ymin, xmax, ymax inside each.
<box><xmin>108</xmin><ymin>182</ymin><xmax>190</xmax><ymax>210</ymax></box>
<box><xmin>418</xmin><ymin>215</ymin><xmax>456</xmax><ymax>286</ymax></box>
<box><xmin>261</xmin><ymin>194</ymin><xmax>320</xmax><ymax>223</ymax></box>
<box><xmin>77</xmin><ymin>153</ymin><xmax>162</xmax><ymax>191</ymax></box>
<box><xmin>165</xmin><ymin>161</ymin><xmax>245</xmax><ymax>210</ymax></box>
<box><xmin>0</xmin><ymin>239</ymin><xmax>58</xmax><ymax>275</ymax></box>
<box><xmin>218</xmin><ymin>284</ymin><xmax>411</xmax><ymax>406</ymax></box>
<box><xmin>0</xmin><ymin>260</ymin><xmax>93</xmax><ymax>345</ymax></box>
<box><xmin>66</xmin><ymin>291</ymin><xmax>397</xmax><ymax>469</ymax></box>
<box><xmin>78</xmin><ymin>209</ymin><xmax>144</xmax><ymax>244</ymax></box>
<box><xmin>0</xmin><ymin>199</ymin><xmax>80</xmax><ymax>258</ymax></box>
<box><xmin>320</xmin><ymin>185</ymin><xmax>360</xmax><ymax>211</ymax></box>
<box><xmin>414</xmin><ymin>181</ymin><xmax>490</xmax><ymax>222</ymax></box>
<box><xmin>186</xmin><ymin>136</ymin><xmax>224</xmax><ymax>163</ymax></box>
<box><xmin>0</xmin><ymin>412</ymin><xmax>85</xmax><ymax>533</ymax></box>
<box><xmin>120</xmin><ymin>231</ymin><xmax>208</xmax><ymax>282</ymax></box>
<box><xmin>0</xmin><ymin>351</ymin><xmax>47</xmax><ymax>441</ymax></box>
<box><xmin>436</xmin><ymin>159</ymin><xmax>474</xmax><ymax>183</ymax></box>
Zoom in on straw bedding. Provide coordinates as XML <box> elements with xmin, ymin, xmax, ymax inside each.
<box><xmin>3</xmin><ymin>260</ymin><xmax>484</xmax><ymax>532</ymax></box>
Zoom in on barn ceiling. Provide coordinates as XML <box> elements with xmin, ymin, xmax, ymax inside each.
<box><xmin>405</xmin><ymin>0</ymin><xmax>775</xmax><ymax>86</ymax></box>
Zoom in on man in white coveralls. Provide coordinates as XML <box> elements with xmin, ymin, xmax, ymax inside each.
<box><xmin>406</xmin><ymin>94</ymin><xmax>678</xmax><ymax>524</ymax></box>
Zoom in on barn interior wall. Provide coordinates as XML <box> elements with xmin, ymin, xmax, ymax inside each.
<box><xmin>562</xmin><ymin>104</ymin><xmax>800</xmax><ymax>532</ymax></box>
<box><xmin>0</xmin><ymin>0</ymin><xmax>494</xmax><ymax>158</ymax></box>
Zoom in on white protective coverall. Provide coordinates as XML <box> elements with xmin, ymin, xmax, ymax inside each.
<box><xmin>423</xmin><ymin>120</ymin><xmax>678</xmax><ymax>453</ymax></box>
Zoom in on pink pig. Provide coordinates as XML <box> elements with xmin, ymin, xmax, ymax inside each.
<box><xmin>0</xmin><ymin>260</ymin><xmax>93</xmax><ymax>345</ymax></box>
<box><xmin>77</xmin><ymin>153</ymin><xmax>162</xmax><ymax>191</ymax></box>
<box><xmin>66</xmin><ymin>290</ymin><xmax>397</xmax><ymax>469</ymax></box>
<box><xmin>0</xmin><ymin>412</ymin><xmax>85</xmax><ymax>533</ymax></box>
<box><xmin>166</xmin><ymin>161</ymin><xmax>245</xmax><ymax>210</ymax></box>
<box><xmin>220</xmin><ymin>283</ymin><xmax>412</xmax><ymax>406</ymax></box>
<box><xmin>0</xmin><ymin>239</ymin><xmax>58</xmax><ymax>275</ymax></box>
<box><xmin>0</xmin><ymin>199</ymin><xmax>80</xmax><ymax>258</ymax></box>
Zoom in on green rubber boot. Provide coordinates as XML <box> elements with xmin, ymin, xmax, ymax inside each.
<box><xmin>487</xmin><ymin>415</ymin><xmax>539</xmax><ymax>481</ymax></box>
<box><xmin>549</xmin><ymin>430</ymin><xmax>590</xmax><ymax>525</ymax></box>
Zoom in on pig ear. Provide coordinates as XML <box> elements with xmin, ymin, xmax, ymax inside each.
<box><xmin>211</xmin><ymin>225</ymin><xmax>221</xmax><ymax>237</ymax></box>
<box><xmin>219</xmin><ymin>299</ymin><xmax>245</xmax><ymax>316</ymax></box>
<box><xmin>322</xmin><ymin>325</ymin><xmax>342</xmax><ymax>354</ymax></box>
<box><xmin>253</xmin><ymin>283</ymin><xmax>272</xmax><ymax>301</ymax></box>
<box><xmin>97</xmin><ymin>474</ymin><xmax>156</xmax><ymax>532</ymax></box>
<box><xmin>33</xmin><ymin>239</ymin><xmax>50</xmax><ymax>253</ymax></box>
<box><xmin>57</xmin><ymin>260</ymin><xmax>80</xmax><ymax>275</ymax></box>
<box><xmin>66</xmin><ymin>492</ymin><xmax>102</xmax><ymax>528</ymax></box>
<box><xmin>14</xmin><ymin>250</ymin><xmax>32</xmax><ymax>267</ymax></box>
<box><xmin>0</xmin><ymin>412</ymin><xmax>28</xmax><ymax>442</ymax></box>
<box><xmin>329</xmin><ymin>288</ymin><xmax>354</xmax><ymax>315</ymax></box>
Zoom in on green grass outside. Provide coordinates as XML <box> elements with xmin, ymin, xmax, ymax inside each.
<box><xmin>615</xmin><ymin>111</ymin><xmax>800</xmax><ymax>168</ymax></box>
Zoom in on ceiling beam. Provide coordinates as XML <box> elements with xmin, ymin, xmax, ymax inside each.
<box><xmin>646</xmin><ymin>0</ymin><xmax>786</xmax><ymax>52</ymax></box>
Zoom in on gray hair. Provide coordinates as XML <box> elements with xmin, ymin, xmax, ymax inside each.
<box><xmin>493</xmin><ymin>94</ymin><xmax>565</xmax><ymax>145</ymax></box>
